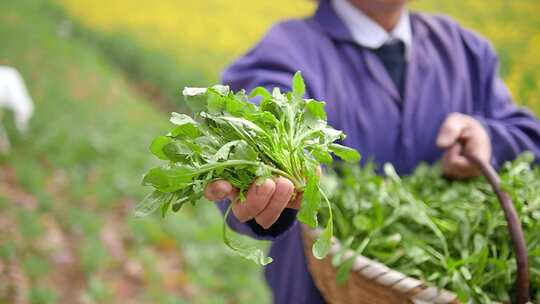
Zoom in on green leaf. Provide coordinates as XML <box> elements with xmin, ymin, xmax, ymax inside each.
<box><xmin>255</xmin><ymin>163</ymin><xmax>272</xmax><ymax>181</ymax></box>
<box><xmin>207</xmin><ymin>89</ymin><xmax>227</xmax><ymax>113</ymax></box>
<box><xmin>321</xmin><ymin>127</ymin><xmax>344</xmax><ymax>143</ymax></box>
<box><xmin>142</xmin><ymin>167</ymin><xmax>169</xmax><ymax>188</ymax></box>
<box><xmin>223</xmin><ymin>205</ymin><xmax>273</xmax><ymax>265</ymax></box>
<box><xmin>135</xmin><ymin>191</ymin><xmax>168</xmax><ymax>217</ymax></box>
<box><xmin>305</xmin><ymin>100</ymin><xmax>327</xmax><ymax>121</ymax></box>
<box><xmin>170</xmin><ymin>124</ymin><xmax>200</xmax><ymax>138</ymax></box>
<box><xmin>383</xmin><ymin>163</ymin><xmax>401</xmax><ymax>182</ymax></box>
<box><xmin>161</xmin><ymin>200</ymin><xmax>171</xmax><ymax>218</ymax></box>
<box><xmin>211</xmin><ymin>84</ymin><xmax>230</xmax><ymax>95</ymax></box>
<box><xmin>246</xmin><ymin>112</ymin><xmax>279</xmax><ymax>130</ymax></box>
<box><xmin>259</xmin><ymin>95</ymin><xmax>283</xmax><ymax>118</ymax></box>
<box><xmin>331</xmin><ymin>237</ymin><xmax>354</xmax><ymax>267</ymax></box>
<box><xmin>460</xmin><ymin>266</ymin><xmax>472</xmax><ymax>281</ymax></box>
<box><xmin>313</xmin><ymin>219</ymin><xmax>333</xmax><ymax>259</ymax></box>
<box><xmin>329</xmin><ymin>143</ymin><xmax>360</xmax><ymax>163</ymax></box>
<box><xmin>249</xmin><ymin>86</ymin><xmax>272</xmax><ymax>100</ymax></box>
<box><xmin>292</xmin><ymin>71</ymin><xmax>306</xmax><ymax>97</ymax></box>
<box><xmin>313</xmin><ymin>186</ymin><xmax>334</xmax><ymax>259</ymax></box>
<box><xmin>352</xmin><ymin>214</ymin><xmax>371</xmax><ymax>231</ymax></box>
<box><xmin>169</xmin><ymin>113</ymin><xmax>200</xmax><ymax>138</ymax></box>
<box><xmin>182</xmin><ymin>87</ymin><xmax>208</xmax><ymax>113</ymax></box>
<box><xmin>202</xmin><ymin>113</ymin><xmax>267</xmax><ymax>136</ymax></box>
<box><xmin>170</xmin><ymin>112</ymin><xmax>195</xmax><ymax>125</ymax></box>
<box><xmin>230</xmin><ymin>140</ymin><xmax>258</xmax><ymax>161</ymax></box>
<box><xmin>142</xmin><ymin>165</ymin><xmax>196</xmax><ymax>192</ymax></box>
<box><xmin>310</xmin><ymin>147</ymin><xmax>333</xmax><ymax>164</ymax></box>
<box><xmin>297</xmin><ymin>171</ymin><xmax>320</xmax><ymax>228</ymax></box>
<box><xmin>195</xmin><ymin>136</ymin><xmax>219</xmax><ymax>159</ymax></box>
<box><xmin>172</xmin><ymin>202</ymin><xmax>184</xmax><ymax>212</ymax></box>
<box><xmin>149</xmin><ymin>136</ymin><xmax>172</xmax><ymax>160</ymax></box>
<box><xmin>211</xmin><ymin>140</ymin><xmax>257</xmax><ymax>162</ymax></box>
<box><xmin>226</xmin><ymin>95</ymin><xmax>252</xmax><ymax>115</ymax></box>
<box><xmin>163</xmin><ymin>141</ymin><xmax>200</xmax><ymax>162</ymax></box>
<box><xmin>336</xmin><ymin>257</ymin><xmax>355</xmax><ymax>284</ymax></box>
<box><xmin>211</xmin><ymin>140</ymin><xmax>240</xmax><ymax>162</ymax></box>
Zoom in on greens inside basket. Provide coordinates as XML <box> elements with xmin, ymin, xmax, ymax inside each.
<box><xmin>319</xmin><ymin>153</ymin><xmax>540</xmax><ymax>303</ymax></box>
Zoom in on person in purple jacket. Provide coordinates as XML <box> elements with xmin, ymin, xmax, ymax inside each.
<box><xmin>203</xmin><ymin>0</ymin><xmax>540</xmax><ymax>303</ymax></box>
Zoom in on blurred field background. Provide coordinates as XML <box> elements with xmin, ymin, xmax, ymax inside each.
<box><xmin>59</xmin><ymin>0</ymin><xmax>540</xmax><ymax>111</ymax></box>
<box><xmin>0</xmin><ymin>0</ymin><xmax>539</xmax><ymax>303</ymax></box>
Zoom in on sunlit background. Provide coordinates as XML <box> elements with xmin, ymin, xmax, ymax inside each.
<box><xmin>0</xmin><ymin>0</ymin><xmax>539</xmax><ymax>303</ymax></box>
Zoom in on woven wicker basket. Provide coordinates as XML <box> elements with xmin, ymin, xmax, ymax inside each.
<box><xmin>302</xmin><ymin>154</ymin><xmax>531</xmax><ymax>304</ymax></box>
<box><xmin>302</xmin><ymin>227</ymin><xmax>460</xmax><ymax>304</ymax></box>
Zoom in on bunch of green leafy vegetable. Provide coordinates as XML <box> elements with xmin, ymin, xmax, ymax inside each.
<box><xmin>320</xmin><ymin>153</ymin><xmax>540</xmax><ymax>303</ymax></box>
<box><xmin>136</xmin><ymin>72</ymin><xmax>360</xmax><ymax>265</ymax></box>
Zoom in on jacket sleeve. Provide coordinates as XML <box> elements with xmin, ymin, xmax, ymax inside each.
<box><xmin>469</xmin><ymin>36</ymin><xmax>540</xmax><ymax>167</ymax></box>
<box><xmin>216</xmin><ymin>23</ymin><xmax>311</xmax><ymax>240</ymax></box>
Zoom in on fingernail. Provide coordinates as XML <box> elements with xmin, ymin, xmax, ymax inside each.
<box><xmin>212</xmin><ymin>186</ymin><xmax>227</xmax><ymax>198</ymax></box>
<box><xmin>437</xmin><ymin>136</ymin><xmax>448</xmax><ymax>147</ymax></box>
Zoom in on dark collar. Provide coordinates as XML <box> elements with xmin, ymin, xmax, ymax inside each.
<box><xmin>311</xmin><ymin>0</ymin><xmax>430</xmax><ymax>45</ymax></box>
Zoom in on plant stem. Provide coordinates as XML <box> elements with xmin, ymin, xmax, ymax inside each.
<box><xmin>222</xmin><ymin>203</ymin><xmax>233</xmax><ymax>247</ymax></box>
<box><xmin>196</xmin><ymin>160</ymin><xmax>302</xmax><ymax>187</ymax></box>
<box><xmin>319</xmin><ymin>185</ymin><xmax>333</xmax><ymax>232</ymax></box>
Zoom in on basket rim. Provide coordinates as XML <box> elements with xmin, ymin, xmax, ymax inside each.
<box><xmin>304</xmin><ymin>225</ymin><xmax>466</xmax><ymax>304</ymax></box>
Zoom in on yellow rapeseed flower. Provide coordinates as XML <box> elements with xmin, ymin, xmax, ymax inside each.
<box><xmin>58</xmin><ymin>0</ymin><xmax>315</xmax><ymax>79</ymax></box>
<box><xmin>57</xmin><ymin>0</ymin><xmax>540</xmax><ymax>111</ymax></box>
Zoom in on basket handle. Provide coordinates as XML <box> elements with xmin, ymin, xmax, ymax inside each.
<box><xmin>462</xmin><ymin>152</ymin><xmax>530</xmax><ymax>304</ymax></box>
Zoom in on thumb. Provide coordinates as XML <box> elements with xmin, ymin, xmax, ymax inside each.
<box><xmin>204</xmin><ymin>180</ymin><xmax>234</xmax><ymax>201</ymax></box>
<box><xmin>437</xmin><ymin>113</ymin><xmax>466</xmax><ymax>148</ymax></box>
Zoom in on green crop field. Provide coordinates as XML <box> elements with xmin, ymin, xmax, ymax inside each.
<box><xmin>1</xmin><ymin>0</ymin><xmax>539</xmax><ymax>303</ymax></box>
<box><xmin>0</xmin><ymin>1</ymin><xmax>268</xmax><ymax>303</ymax></box>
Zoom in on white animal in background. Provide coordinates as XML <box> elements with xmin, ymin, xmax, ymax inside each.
<box><xmin>0</xmin><ymin>66</ymin><xmax>34</xmax><ymax>152</ymax></box>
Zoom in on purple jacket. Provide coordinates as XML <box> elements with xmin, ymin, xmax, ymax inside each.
<box><xmin>220</xmin><ymin>1</ymin><xmax>540</xmax><ymax>303</ymax></box>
